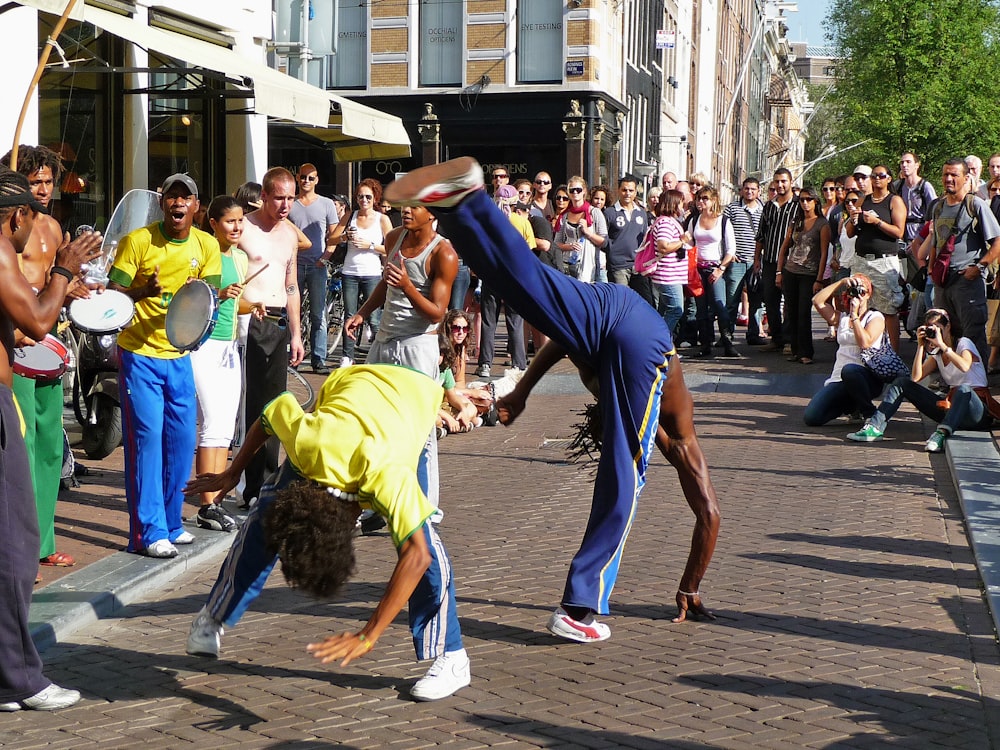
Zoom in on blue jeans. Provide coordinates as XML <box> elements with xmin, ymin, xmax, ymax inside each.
<box><xmin>653</xmin><ymin>282</ymin><xmax>684</xmax><ymax>335</ymax></box>
<box><xmin>298</xmin><ymin>263</ymin><xmax>328</xmax><ymax>366</ymax></box>
<box><xmin>871</xmin><ymin>377</ymin><xmax>991</xmax><ymax>434</ymax></box>
<box><xmin>723</xmin><ymin>261</ymin><xmax>751</xmax><ymax>333</ymax></box>
<box><xmin>803</xmin><ymin>363</ymin><xmax>883</xmax><ymax>426</ymax></box>
<box><xmin>342</xmin><ymin>274</ymin><xmax>382</xmax><ymax>360</ymax></box>
<box><xmin>450</xmin><ymin>264</ymin><xmax>471</xmax><ymax>311</ymax></box>
<box><xmin>695</xmin><ymin>266</ymin><xmax>731</xmax><ymax>344</ymax></box>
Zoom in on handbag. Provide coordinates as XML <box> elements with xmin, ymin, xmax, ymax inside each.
<box><xmin>633</xmin><ymin>230</ymin><xmax>658</xmax><ymax>276</ymax></box>
<box><xmin>860</xmin><ymin>333</ymin><xmax>909</xmax><ymax>382</ymax></box>
<box><xmin>684</xmin><ymin>246</ymin><xmax>703</xmax><ymax>297</ymax></box>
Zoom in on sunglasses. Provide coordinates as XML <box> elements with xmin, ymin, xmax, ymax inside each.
<box><xmin>493</xmin><ymin>174</ymin><xmax>508</xmax><ymax>180</ymax></box>
<box><xmin>299</xmin><ymin>175</ymin><xmax>317</xmax><ymax>182</ymax></box>
<box><xmin>822</xmin><ymin>187</ymin><xmax>836</xmax><ymax>192</ymax></box>
<box><xmin>517</xmin><ymin>189</ymin><xmax>531</xmax><ymax>195</ymax></box>
<box><xmin>568</xmin><ymin>187</ymin><xmax>584</xmax><ymax>194</ymax></box>
<box><xmin>799</xmin><ymin>197</ymin><xmax>815</xmax><ymax>203</ymax></box>
<box><xmin>554</xmin><ymin>195</ymin><xmax>570</xmax><ymax>202</ymax></box>
<box><xmin>846</xmin><ymin>198</ymin><xmax>859</xmax><ymax>204</ymax></box>
<box><xmin>450</xmin><ymin>324</ymin><xmax>469</xmax><ymax>333</ymax></box>
<box><xmin>535</xmin><ymin>179</ymin><xmax>551</xmax><ymax>185</ymax></box>
<box><xmin>853</xmin><ymin>173</ymin><xmax>870</xmax><ymax>180</ymax></box>
<box><xmin>357</xmin><ymin>194</ymin><xmax>374</xmax><ymax>201</ymax></box>
<box><xmin>871</xmin><ymin>172</ymin><xmax>891</xmax><ymax>180</ymax></box>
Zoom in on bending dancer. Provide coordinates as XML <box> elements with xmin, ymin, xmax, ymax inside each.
<box><xmin>184</xmin><ymin>364</ymin><xmax>470</xmax><ymax>702</ymax></box>
<box><xmin>385</xmin><ymin>157</ymin><xmax>721</xmax><ymax>641</ymax></box>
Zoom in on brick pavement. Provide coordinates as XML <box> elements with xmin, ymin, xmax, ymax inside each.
<box><xmin>7</xmin><ymin>347</ymin><xmax>1000</xmax><ymax>748</ymax></box>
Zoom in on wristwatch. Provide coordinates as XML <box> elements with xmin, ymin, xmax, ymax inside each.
<box><xmin>370</xmin><ymin>241</ymin><xmax>376</xmax><ymax>251</ymax></box>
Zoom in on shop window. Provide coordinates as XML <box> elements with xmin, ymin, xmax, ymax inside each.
<box><xmin>274</xmin><ymin>0</ymin><xmax>367</xmax><ymax>89</ymax></box>
<box><xmin>517</xmin><ymin>1</ymin><xmax>563</xmax><ymax>84</ymax></box>
<box><xmin>148</xmin><ymin>59</ymin><xmax>208</xmax><ymax>193</ymax></box>
<box><xmin>419</xmin><ymin>0</ymin><xmax>463</xmax><ymax>87</ymax></box>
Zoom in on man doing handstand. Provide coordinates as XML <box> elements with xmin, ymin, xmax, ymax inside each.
<box><xmin>385</xmin><ymin>157</ymin><xmax>721</xmax><ymax>641</ymax></box>
<box><xmin>184</xmin><ymin>364</ymin><xmax>470</xmax><ymax>701</ymax></box>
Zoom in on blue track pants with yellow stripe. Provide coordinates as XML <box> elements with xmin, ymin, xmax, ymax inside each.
<box><xmin>436</xmin><ymin>189</ymin><xmax>673</xmax><ymax>615</ymax></box>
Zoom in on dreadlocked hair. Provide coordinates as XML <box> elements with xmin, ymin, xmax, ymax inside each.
<box><xmin>0</xmin><ymin>145</ymin><xmax>63</xmax><ymax>182</ymax></box>
<box><xmin>262</xmin><ymin>480</ymin><xmax>358</xmax><ymax>599</ymax></box>
<box><xmin>567</xmin><ymin>401</ymin><xmax>603</xmax><ymax>466</ymax></box>
<box><xmin>0</xmin><ymin>168</ymin><xmax>30</xmax><ymax>222</ymax></box>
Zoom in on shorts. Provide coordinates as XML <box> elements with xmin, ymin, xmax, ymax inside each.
<box><xmin>853</xmin><ymin>254</ymin><xmax>903</xmax><ymax>315</ymax></box>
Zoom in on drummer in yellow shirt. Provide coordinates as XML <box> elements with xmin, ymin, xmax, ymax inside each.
<box><xmin>183</xmin><ymin>363</ymin><xmax>471</xmax><ymax>702</ymax></box>
<box><xmin>108</xmin><ymin>174</ymin><xmax>221</xmax><ymax>558</ymax></box>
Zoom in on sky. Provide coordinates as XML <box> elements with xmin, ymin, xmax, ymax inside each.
<box><xmin>784</xmin><ymin>0</ymin><xmax>835</xmax><ymax>46</ymax></box>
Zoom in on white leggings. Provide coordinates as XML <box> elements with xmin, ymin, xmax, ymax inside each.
<box><xmin>191</xmin><ymin>338</ymin><xmax>242</xmax><ymax>448</ymax></box>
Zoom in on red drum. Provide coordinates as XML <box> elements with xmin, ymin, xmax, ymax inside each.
<box><xmin>13</xmin><ymin>334</ymin><xmax>70</xmax><ymax>380</ymax></box>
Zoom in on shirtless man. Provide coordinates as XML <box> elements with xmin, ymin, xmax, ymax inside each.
<box><xmin>238</xmin><ymin>167</ymin><xmax>305</xmax><ymax>508</ymax></box>
<box><xmin>0</xmin><ymin>168</ymin><xmax>101</xmax><ymax>711</ymax></box>
<box><xmin>0</xmin><ymin>145</ymin><xmax>80</xmax><ymax>571</ymax></box>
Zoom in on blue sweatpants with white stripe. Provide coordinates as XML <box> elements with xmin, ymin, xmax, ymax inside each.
<box><xmin>119</xmin><ymin>349</ymin><xmax>197</xmax><ymax>552</ymax></box>
<box><xmin>436</xmin><ymin>189</ymin><xmax>672</xmax><ymax>615</ymax></box>
<box><xmin>204</xmin><ymin>461</ymin><xmax>462</xmax><ymax>660</ymax></box>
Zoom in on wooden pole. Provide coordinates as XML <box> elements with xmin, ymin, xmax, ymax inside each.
<box><xmin>11</xmin><ymin>0</ymin><xmax>80</xmax><ymax>170</ymax></box>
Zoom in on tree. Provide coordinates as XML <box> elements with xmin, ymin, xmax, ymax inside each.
<box><xmin>821</xmin><ymin>0</ymin><xmax>1000</xmax><ymax>182</ymax></box>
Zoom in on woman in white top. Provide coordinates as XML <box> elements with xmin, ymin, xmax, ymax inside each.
<box><xmin>554</xmin><ymin>176</ymin><xmax>608</xmax><ymax>283</ymax></box>
<box><xmin>687</xmin><ymin>186</ymin><xmax>738</xmax><ymax>358</ymax></box>
<box><xmin>848</xmin><ymin>308</ymin><xmax>998</xmax><ymax>451</ymax></box>
<box><xmin>804</xmin><ymin>274</ymin><xmax>886</xmax><ymax>425</ymax></box>
<box><xmin>329</xmin><ymin>179</ymin><xmax>393</xmax><ymax>367</ymax></box>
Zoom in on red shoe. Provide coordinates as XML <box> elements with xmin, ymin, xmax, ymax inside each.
<box><xmin>40</xmin><ymin>552</ymin><xmax>76</xmax><ymax>567</ymax></box>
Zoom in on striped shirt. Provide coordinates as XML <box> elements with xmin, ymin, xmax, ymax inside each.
<box><xmin>649</xmin><ymin>216</ymin><xmax>688</xmax><ymax>285</ymax></box>
<box><xmin>723</xmin><ymin>199</ymin><xmax>763</xmax><ymax>262</ymax></box>
<box><xmin>757</xmin><ymin>197</ymin><xmax>799</xmax><ymax>264</ymax></box>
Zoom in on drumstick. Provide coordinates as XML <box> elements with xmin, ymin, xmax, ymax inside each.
<box><xmin>242</xmin><ymin>263</ymin><xmax>269</xmax><ymax>286</ymax></box>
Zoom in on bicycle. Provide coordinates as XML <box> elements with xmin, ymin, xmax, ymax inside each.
<box><xmin>300</xmin><ymin>262</ymin><xmax>346</xmax><ymax>361</ymax></box>
<box><xmin>286</xmin><ymin>365</ymin><xmax>316</xmax><ymax>412</ymax></box>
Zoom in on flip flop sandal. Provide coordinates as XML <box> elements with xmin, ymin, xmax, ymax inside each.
<box><xmin>40</xmin><ymin>552</ymin><xmax>76</xmax><ymax>567</ymax></box>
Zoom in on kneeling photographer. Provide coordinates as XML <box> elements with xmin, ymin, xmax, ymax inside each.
<box><xmin>847</xmin><ymin>308</ymin><xmax>1000</xmax><ymax>452</ymax></box>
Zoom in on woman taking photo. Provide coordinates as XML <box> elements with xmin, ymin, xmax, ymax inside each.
<box><xmin>328</xmin><ymin>179</ymin><xmax>393</xmax><ymax>367</ymax></box>
<box><xmin>804</xmin><ymin>274</ymin><xmax>885</xmax><ymax>426</ymax></box>
<box><xmin>687</xmin><ymin>186</ymin><xmax>737</xmax><ymax>358</ymax></box>
<box><xmin>777</xmin><ymin>187</ymin><xmax>830</xmax><ymax>364</ymax></box>
<box><xmin>847</xmin><ymin>308</ymin><xmax>999</xmax><ymax>451</ymax></box>
<box><xmin>554</xmin><ymin>177</ymin><xmax>608</xmax><ymax>283</ymax></box>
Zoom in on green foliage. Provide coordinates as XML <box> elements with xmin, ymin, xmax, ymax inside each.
<box><xmin>810</xmin><ymin>0</ymin><xmax>1000</xmax><ymax>187</ymax></box>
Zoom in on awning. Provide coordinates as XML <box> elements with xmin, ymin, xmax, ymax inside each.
<box><xmin>13</xmin><ymin>0</ymin><xmax>411</xmax><ymax>159</ymax></box>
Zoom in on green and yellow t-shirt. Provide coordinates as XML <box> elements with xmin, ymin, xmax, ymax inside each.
<box><xmin>260</xmin><ymin>364</ymin><xmax>442</xmax><ymax>548</ymax></box>
<box><xmin>109</xmin><ymin>222</ymin><xmax>222</xmax><ymax>358</ymax></box>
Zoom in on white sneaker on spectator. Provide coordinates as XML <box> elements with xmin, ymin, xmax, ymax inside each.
<box><xmin>144</xmin><ymin>539</ymin><xmax>178</xmax><ymax>558</ymax></box>
<box><xmin>174</xmin><ymin>530</ymin><xmax>195</xmax><ymax>545</ymax></box>
<box><xmin>0</xmin><ymin>684</ymin><xmax>81</xmax><ymax>712</ymax></box>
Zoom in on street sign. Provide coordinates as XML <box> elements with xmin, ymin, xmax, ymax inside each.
<box><xmin>566</xmin><ymin>60</ymin><xmax>584</xmax><ymax>77</ymax></box>
<box><xmin>656</xmin><ymin>30</ymin><xmax>675</xmax><ymax>50</ymax></box>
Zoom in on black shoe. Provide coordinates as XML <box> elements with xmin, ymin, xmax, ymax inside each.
<box><xmin>720</xmin><ymin>340</ymin><xmax>740</xmax><ymax>358</ymax></box>
<box><xmin>691</xmin><ymin>346</ymin><xmax>713</xmax><ymax>358</ymax></box>
<box><xmin>312</xmin><ymin>362</ymin><xmax>331</xmax><ymax>375</ymax></box>
<box><xmin>197</xmin><ymin>504</ymin><xmax>237</xmax><ymax>532</ymax></box>
<box><xmin>358</xmin><ymin>510</ymin><xmax>387</xmax><ymax>535</ymax></box>
<box><xmin>747</xmin><ymin>337</ymin><xmax>767</xmax><ymax>345</ymax></box>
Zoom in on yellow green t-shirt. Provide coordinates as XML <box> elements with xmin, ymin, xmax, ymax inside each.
<box><xmin>260</xmin><ymin>364</ymin><xmax>442</xmax><ymax>547</ymax></box>
<box><xmin>109</xmin><ymin>222</ymin><xmax>222</xmax><ymax>358</ymax></box>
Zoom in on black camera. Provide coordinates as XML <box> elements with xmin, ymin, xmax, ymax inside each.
<box><xmin>925</xmin><ymin>325</ymin><xmax>938</xmax><ymax>338</ymax></box>
<box><xmin>846</xmin><ymin>284</ymin><xmax>864</xmax><ymax>298</ymax></box>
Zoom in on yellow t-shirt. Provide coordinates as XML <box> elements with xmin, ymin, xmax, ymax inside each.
<box><xmin>260</xmin><ymin>364</ymin><xmax>442</xmax><ymax>547</ymax></box>
<box><xmin>109</xmin><ymin>223</ymin><xmax>222</xmax><ymax>358</ymax></box>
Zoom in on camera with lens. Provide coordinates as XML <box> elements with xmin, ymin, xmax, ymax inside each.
<box><xmin>925</xmin><ymin>325</ymin><xmax>938</xmax><ymax>339</ymax></box>
<box><xmin>846</xmin><ymin>284</ymin><xmax>864</xmax><ymax>298</ymax></box>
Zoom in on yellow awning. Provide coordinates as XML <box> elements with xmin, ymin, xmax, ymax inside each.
<box><xmin>14</xmin><ymin>0</ymin><xmax>412</xmax><ymax>159</ymax></box>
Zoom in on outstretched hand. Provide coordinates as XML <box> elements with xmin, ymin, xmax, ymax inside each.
<box><xmin>672</xmin><ymin>591</ymin><xmax>716</xmax><ymax>623</ymax></box>
<box><xmin>184</xmin><ymin>470</ymin><xmax>238</xmax><ymax>499</ymax></box>
<box><xmin>307</xmin><ymin>631</ymin><xmax>375</xmax><ymax>667</ymax></box>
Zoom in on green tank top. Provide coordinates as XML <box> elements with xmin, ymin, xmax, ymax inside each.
<box><xmin>211</xmin><ymin>248</ymin><xmax>248</xmax><ymax>341</ymax></box>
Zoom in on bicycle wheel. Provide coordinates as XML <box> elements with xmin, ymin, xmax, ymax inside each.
<box><xmin>325</xmin><ymin>289</ymin><xmax>345</xmax><ymax>358</ymax></box>
<box><xmin>286</xmin><ymin>366</ymin><xmax>316</xmax><ymax>411</ymax></box>
<box><xmin>299</xmin><ymin>293</ymin><xmax>313</xmax><ymax>359</ymax></box>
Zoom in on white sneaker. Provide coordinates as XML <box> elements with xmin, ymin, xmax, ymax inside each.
<box><xmin>339</xmin><ymin>356</ymin><xmax>353</xmax><ymax>369</ymax></box>
<box><xmin>186</xmin><ymin>606</ymin><xmax>224</xmax><ymax>657</ymax></box>
<box><xmin>547</xmin><ymin>607</ymin><xmax>611</xmax><ymax>643</ymax></box>
<box><xmin>144</xmin><ymin>539</ymin><xmax>178</xmax><ymax>558</ymax></box>
<box><xmin>174</xmin><ymin>530</ymin><xmax>195</xmax><ymax>545</ymax></box>
<box><xmin>0</xmin><ymin>683</ymin><xmax>81</xmax><ymax>712</ymax></box>
<box><xmin>384</xmin><ymin>157</ymin><xmax>485</xmax><ymax>209</ymax></box>
<box><xmin>410</xmin><ymin>648</ymin><xmax>470</xmax><ymax>701</ymax></box>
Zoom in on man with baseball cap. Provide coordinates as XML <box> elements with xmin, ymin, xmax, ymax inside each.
<box><xmin>108</xmin><ymin>173</ymin><xmax>222</xmax><ymax>558</ymax></box>
<box><xmin>853</xmin><ymin>165</ymin><xmax>873</xmax><ymax>197</ymax></box>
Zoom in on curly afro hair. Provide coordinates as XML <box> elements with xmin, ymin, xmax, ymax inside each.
<box><xmin>262</xmin><ymin>480</ymin><xmax>358</xmax><ymax>599</ymax></box>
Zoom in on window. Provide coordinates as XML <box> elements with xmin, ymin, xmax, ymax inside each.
<box><xmin>517</xmin><ymin>1</ymin><xmax>563</xmax><ymax>84</ymax></box>
<box><xmin>419</xmin><ymin>0</ymin><xmax>463</xmax><ymax>87</ymax></box>
<box><xmin>274</xmin><ymin>0</ymin><xmax>367</xmax><ymax>89</ymax></box>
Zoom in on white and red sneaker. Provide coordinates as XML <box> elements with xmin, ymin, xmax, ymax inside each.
<box><xmin>547</xmin><ymin>607</ymin><xmax>611</xmax><ymax>643</ymax></box>
<box><xmin>383</xmin><ymin>157</ymin><xmax>485</xmax><ymax>208</ymax></box>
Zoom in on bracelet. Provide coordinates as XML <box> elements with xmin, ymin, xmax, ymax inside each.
<box><xmin>678</xmin><ymin>590</ymin><xmax>699</xmax><ymax>597</ymax></box>
<box><xmin>358</xmin><ymin>633</ymin><xmax>373</xmax><ymax>650</ymax></box>
<box><xmin>50</xmin><ymin>266</ymin><xmax>74</xmax><ymax>282</ymax></box>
